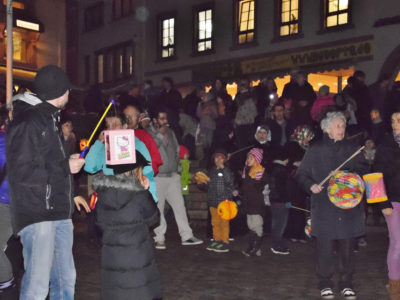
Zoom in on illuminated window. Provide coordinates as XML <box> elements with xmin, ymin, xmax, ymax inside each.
<box><xmin>237</xmin><ymin>0</ymin><xmax>255</xmax><ymax>44</ymax></box>
<box><xmin>84</xmin><ymin>2</ymin><xmax>104</xmax><ymax>32</ymax></box>
<box><xmin>160</xmin><ymin>16</ymin><xmax>175</xmax><ymax>58</ymax></box>
<box><xmin>325</xmin><ymin>0</ymin><xmax>350</xmax><ymax>28</ymax></box>
<box><xmin>96</xmin><ymin>42</ymin><xmax>134</xmax><ymax>84</ymax></box>
<box><xmin>195</xmin><ymin>8</ymin><xmax>213</xmax><ymax>52</ymax></box>
<box><xmin>279</xmin><ymin>0</ymin><xmax>299</xmax><ymax>36</ymax></box>
<box><xmin>4</xmin><ymin>31</ymin><xmax>24</xmax><ymax>61</ymax></box>
<box><xmin>113</xmin><ymin>0</ymin><xmax>133</xmax><ymax>19</ymax></box>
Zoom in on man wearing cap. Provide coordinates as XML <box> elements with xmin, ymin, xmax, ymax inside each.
<box><xmin>6</xmin><ymin>65</ymin><xmax>89</xmax><ymax>299</ymax></box>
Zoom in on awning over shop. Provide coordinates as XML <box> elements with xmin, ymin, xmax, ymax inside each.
<box><xmin>192</xmin><ymin>35</ymin><xmax>374</xmax><ymax>84</ymax></box>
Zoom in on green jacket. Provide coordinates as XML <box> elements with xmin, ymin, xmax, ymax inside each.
<box><xmin>180</xmin><ymin>159</ymin><xmax>193</xmax><ymax>195</ymax></box>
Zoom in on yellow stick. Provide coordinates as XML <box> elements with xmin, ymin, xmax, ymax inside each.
<box><xmin>80</xmin><ymin>100</ymin><xmax>114</xmax><ymax>158</ymax></box>
<box><xmin>87</xmin><ymin>100</ymin><xmax>114</xmax><ymax>146</ymax></box>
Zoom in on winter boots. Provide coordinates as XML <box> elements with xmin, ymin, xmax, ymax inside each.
<box><xmin>387</xmin><ymin>279</ymin><xmax>400</xmax><ymax>300</ymax></box>
<box><xmin>242</xmin><ymin>231</ymin><xmax>262</xmax><ymax>257</ymax></box>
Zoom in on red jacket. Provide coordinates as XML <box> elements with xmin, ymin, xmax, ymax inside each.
<box><xmin>135</xmin><ymin>129</ymin><xmax>163</xmax><ymax>176</ymax></box>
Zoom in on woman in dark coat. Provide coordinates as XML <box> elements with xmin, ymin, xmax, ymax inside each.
<box><xmin>295</xmin><ymin>111</ymin><xmax>368</xmax><ymax>299</ymax></box>
<box><xmin>373</xmin><ymin>111</ymin><xmax>400</xmax><ymax>299</ymax></box>
<box><xmin>284</xmin><ymin>125</ymin><xmax>314</xmax><ymax>243</ymax></box>
<box><xmin>93</xmin><ymin>155</ymin><xmax>162</xmax><ymax>300</ymax></box>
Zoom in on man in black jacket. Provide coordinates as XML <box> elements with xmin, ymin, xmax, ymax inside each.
<box><xmin>6</xmin><ymin>65</ymin><xmax>88</xmax><ymax>300</ymax></box>
<box><xmin>296</xmin><ymin>111</ymin><xmax>368</xmax><ymax>300</ymax></box>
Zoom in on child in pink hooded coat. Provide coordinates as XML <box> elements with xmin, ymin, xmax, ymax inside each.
<box><xmin>311</xmin><ymin>85</ymin><xmax>335</xmax><ymax>122</ymax></box>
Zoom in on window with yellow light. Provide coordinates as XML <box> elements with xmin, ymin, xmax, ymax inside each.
<box><xmin>325</xmin><ymin>0</ymin><xmax>350</xmax><ymax>28</ymax></box>
<box><xmin>237</xmin><ymin>0</ymin><xmax>255</xmax><ymax>44</ymax></box>
<box><xmin>280</xmin><ymin>0</ymin><xmax>299</xmax><ymax>36</ymax></box>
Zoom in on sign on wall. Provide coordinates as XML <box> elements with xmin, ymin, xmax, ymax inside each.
<box><xmin>241</xmin><ymin>37</ymin><xmax>374</xmax><ymax>74</ymax></box>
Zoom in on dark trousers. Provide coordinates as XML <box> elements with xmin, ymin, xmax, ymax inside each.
<box><xmin>316</xmin><ymin>238</ymin><xmax>355</xmax><ymax>290</ymax></box>
<box><xmin>270</xmin><ymin>203</ymin><xmax>289</xmax><ymax>249</ymax></box>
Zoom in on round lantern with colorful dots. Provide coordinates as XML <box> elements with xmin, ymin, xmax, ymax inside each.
<box><xmin>327</xmin><ymin>171</ymin><xmax>365</xmax><ymax>209</ymax></box>
<box><xmin>217</xmin><ymin>200</ymin><xmax>238</xmax><ymax>221</ymax></box>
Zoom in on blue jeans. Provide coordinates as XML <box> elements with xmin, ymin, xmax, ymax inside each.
<box><xmin>19</xmin><ymin>220</ymin><xmax>76</xmax><ymax>300</ymax></box>
<box><xmin>270</xmin><ymin>203</ymin><xmax>289</xmax><ymax>249</ymax></box>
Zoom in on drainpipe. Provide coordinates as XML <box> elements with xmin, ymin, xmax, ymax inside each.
<box><xmin>6</xmin><ymin>0</ymin><xmax>13</xmax><ymax>105</ymax></box>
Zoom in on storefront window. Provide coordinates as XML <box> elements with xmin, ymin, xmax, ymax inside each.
<box><xmin>326</xmin><ymin>0</ymin><xmax>349</xmax><ymax>28</ymax></box>
<box><xmin>280</xmin><ymin>0</ymin><xmax>299</xmax><ymax>36</ymax></box>
<box><xmin>275</xmin><ymin>75</ymin><xmax>291</xmax><ymax>96</ymax></box>
<box><xmin>4</xmin><ymin>31</ymin><xmax>23</xmax><ymax>61</ymax></box>
<box><xmin>226</xmin><ymin>82</ymin><xmax>238</xmax><ymax>99</ymax></box>
<box><xmin>237</xmin><ymin>0</ymin><xmax>255</xmax><ymax>44</ymax></box>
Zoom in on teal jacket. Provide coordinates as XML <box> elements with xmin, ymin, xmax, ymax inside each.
<box><xmin>84</xmin><ymin>139</ymin><xmax>158</xmax><ymax>202</ymax></box>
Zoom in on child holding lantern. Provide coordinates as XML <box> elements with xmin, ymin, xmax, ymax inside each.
<box><xmin>197</xmin><ymin>149</ymin><xmax>234</xmax><ymax>253</ymax></box>
<box><xmin>241</xmin><ymin>148</ymin><xmax>268</xmax><ymax>257</ymax></box>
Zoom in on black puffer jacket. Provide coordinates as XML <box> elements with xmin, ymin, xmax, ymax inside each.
<box><xmin>7</xmin><ymin>99</ymin><xmax>73</xmax><ymax>234</ymax></box>
<box><xmin>295</xmin><ymin>134</ymin><xmax>368</xmax><ymax>239</ymax></box>
<box><xmin>93</xmin><ymin>174</ymin><xmax>162</xmax><ymax>300</ymax></box>
<box><xmin>373</xmin><ymin>133</ymin><xmax>400</xmax><ymax>209</ymax></box>
<box><xmin>240</xmin><ymin>167</ymin><xmax>268</xmax><ymax>215</ymax></box>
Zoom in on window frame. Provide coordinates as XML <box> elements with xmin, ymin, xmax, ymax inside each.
<box><xmin>84</xmin><ymin>55</ymin><xmax>90</xmax><ymax>84</ymax></box>
<box><xmin>157</xmin><ymin>12</ymin><xmax>177</xmax><ymax>61</ymax></box>
<box><xmin>112</xmin><ymin>0</ymin><xmax>134</xmax><ymax>20</ymax></box>
<box><xmin>232</xmin><ymin>0</ymin><xmax>258</xmax><ymax>48</ymax></box>
<box><xmin>318</xmin><ymin>0</ymin><xmax>354</xmax><ymax>33</ymax></box>
<box><xmin>272</xmin><ymin>0</ymin><xmax>303</xmax><ymax>41</ymax></box>
<box><xmin>95</xmin><ymin>41</ymin><xmax>135</xmax><ymax>85</ymax></box>
<box><xmin>84</xmin><ymin>2</ymin><xmax>104</xmax><ymax>32</ymax></box>
<box><xmin>192</xmin><ymin>3</ymin><xmax>215</xmax><ymax>56</ymax></box>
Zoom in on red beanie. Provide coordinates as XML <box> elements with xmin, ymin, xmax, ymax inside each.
<box><xmin>179</xmin><ymin>145</ymin><xmax>189</xmax><ymax>159</ymax></box>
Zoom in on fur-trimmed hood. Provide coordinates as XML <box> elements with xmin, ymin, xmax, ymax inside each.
<box><xmin>92</xmin><ymin>174</ymin><xmax>145</xmax><ymax>192</ymax></box>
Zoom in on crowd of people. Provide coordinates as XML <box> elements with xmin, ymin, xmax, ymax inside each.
<box><xmin>0</xmin><ymin>65</ymin><xmax>399</xmax><ymax>300</ymax></box>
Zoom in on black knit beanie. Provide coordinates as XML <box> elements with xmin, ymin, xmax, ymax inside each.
<box><xmin>34</xmin><ymin>65</ymin><xmax>70</xmax><ymax>101</ymax></box>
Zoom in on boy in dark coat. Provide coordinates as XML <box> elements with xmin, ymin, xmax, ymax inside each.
<box><xmin>296</xmin><ymin>112</ymin><xmax>368</xmax><ymax>299</ymax></box>
<box><xmin>93</xmin><ymin>152</ymin><xmax>162</xmax><ymax>300</ymax></box>
<box><xmin>204</xmin><ymin>149</ymin><xmax>234</xmax><ymax>253</ymax></box>
<box><xmin>241</xmin><ymin>148</ymin><xmax>268</xmax><ymax>257</ymax></box>
<box><xmin>269</xmin><ymin>147</ymin><xmax>290</xmax><ymax>255</ymax></box>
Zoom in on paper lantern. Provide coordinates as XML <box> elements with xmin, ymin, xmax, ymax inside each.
<box><xmin>304</xmin><ymin>217</ymin><xmax>311</xmax><ymax>238</ymax></box>
<box><xmin>80</xmin><ymin>139</ymin><xmax>89</xmax><ymax>151</ymax></box>
<box><xmin>217</xmin><ymin>200</ymin><xmax>238</xmax><ymax>221</ymax></box>
<box><xmin>363</xmin><ymin>173</ymin><xmax>388</xmax><ymax>203</ymax></box>
<box><xmin>327</xmin><ymin>171</ymin><xmax>365</xmax><ymax>209</ymax></box>
<box><xmin>104</xmin><ymin>130</ymin><xmax>136</xmax><ymax>165</ymax></box>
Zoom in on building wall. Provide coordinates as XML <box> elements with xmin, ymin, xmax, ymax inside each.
<box><xmin>74</xmin><ymin>0</ymin><xmax>400</xmax><ymax>90</ymax></box>
<box><xmin>77</xmin><ymin>0</ymin><xmax>146</xmax><ymax>88</ymax></box>
<box><xmin>34</xmin><ymin>0</ymin><xmax>67</xmax><ymax>69</ymax></box>
<box><xmin>0</xmin><ymin>0</ymin><xmax>67</xmax><ymax>88</ymax></box>
<box><xmin>142</xmin><ymin>0</ymin><xmax>400</xmax><ymax>86</ymax></box>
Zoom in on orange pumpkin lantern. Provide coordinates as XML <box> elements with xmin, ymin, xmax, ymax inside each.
<box><xmin>217</xmin><ymin>200</ymin><xmax>238</xmax><ymax>221</ymax></box>
<box><xmin>80</xmin><ymin>139</ymin><xmax>89</xmax><ymax>151</ymax></box>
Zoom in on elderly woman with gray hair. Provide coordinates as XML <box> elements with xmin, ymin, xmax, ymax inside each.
<box><xmin>295</xmin><ymin>111</ymin><xmax>368</xmax><ymax>300</ymax></box>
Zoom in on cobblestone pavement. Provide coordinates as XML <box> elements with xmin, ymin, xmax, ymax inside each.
<box><xmin>73</xmin><ymin>214</ymin><xmax>389</xmax><ymax>300</ymax></box>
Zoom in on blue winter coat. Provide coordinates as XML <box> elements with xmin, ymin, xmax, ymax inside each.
<box><xmin>84</xmin><ymin>139</ymin><xmax>158</xmax><ymax>202</ymax></box>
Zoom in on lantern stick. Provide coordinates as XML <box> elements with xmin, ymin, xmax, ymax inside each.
<box><xmin>318</xmin><ymin>146</ymin><xmax>365</xmax><ymax>186</ymax></box>
<box><xmin>229</xmin><ymin>145</ymin><xmax>253</xmax><ymax>157</ymax></box>
<box><xmin>80</xmin><ymin>100</ymin><xmax>115</xmax><ymax>158</ymax></box>
<box><xmin>290</xmin><ymin>205</ymin><xmax>310</xmax><ymax>213</ymax></box>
